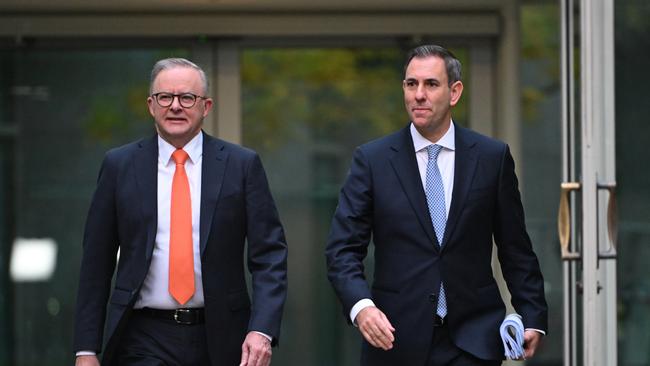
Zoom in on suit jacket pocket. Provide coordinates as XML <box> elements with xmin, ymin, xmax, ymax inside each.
<box><xmin>217</xmin><ymin>191</ymin><xmax>242</xmax><ymax>207</ymax></box>
<box><xmin>227</xmin><ymin>290</ymin><xmax>251</xmax><ymax>311</ymax></box>
<box><xmin>109</xmin><ymin>288</ymin><xmax>133</xmax><ymax>306</ymax></box>
<box><xmin>475</xmin><ymin>282</ymin><xmax>502</xmax><ymax>305</ymax></box>
<box><xmin>466</xmin><ymin>187</ymin><xmax>492</xmax><ymax>202</ymax></box>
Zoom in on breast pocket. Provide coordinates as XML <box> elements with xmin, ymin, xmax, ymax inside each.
<box><xmin>466</xmin><ymin>187</ymin><xmax>492</xmax><ymax>202</ymax></box>
<box><xmin>216</xmin><ymin>189</ymin><xmax>243</xmax><ymax>210</ymax></box>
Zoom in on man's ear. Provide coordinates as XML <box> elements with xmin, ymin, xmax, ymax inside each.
<box><xmin>449</xmin><ymin>81</ymin><xmax>464</xmax><ymax>107</ymax></box>
<box><xmin>202</xmin><ymin>98</ymin><xmax>214</xmax><ymax>117</ymax></box>
<box><xmin>147</xmin><ymin>97</ymin><xmax>155</xmax><ymax>117</ymax></box>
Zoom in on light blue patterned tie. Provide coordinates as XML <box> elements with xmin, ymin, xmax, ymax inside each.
<box><xmin>425</xmin><ymin>144</ymin><xmax>447</xmax><ymax>318</ymax></box>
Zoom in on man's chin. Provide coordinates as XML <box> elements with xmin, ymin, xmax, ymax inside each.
<box><xmin>158</xmin><ymin>129</ymin><xmax>197</xmax><ymax>146</ymax></box>
<box><xmin>161</xmin><ymin>123</ymin><xmax>194</xmax><ymax>136</ymax></box>
<box><xmin>411</xmin><ymin>118</ymin><xmax>432</xmax><ymax>128</ymax></box>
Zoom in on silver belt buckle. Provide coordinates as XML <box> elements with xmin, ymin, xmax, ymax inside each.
<box><xmin>173</xmin><ymin>308</ymin><xmax>193</xmax><ymax>325</ymax></box>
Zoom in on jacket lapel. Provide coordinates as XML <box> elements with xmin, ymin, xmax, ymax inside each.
<box><xmin>389</xmin><ymin>126</ymin><xmax>437</xmax><ymax>247</ymax></box>
<box><xmin>133</xmin><ymin>135</ymin><xmax>159</xmax><ymax>263</ymax></box>
<box><xmin>199</xmin><ymin>132</ymin><xmax>228</xmax><ymax>255</ymax></box>
<box><xmin>442</xmin><ymin>125</ymin><xmax>478</xmax><ymax>248</ymax></box>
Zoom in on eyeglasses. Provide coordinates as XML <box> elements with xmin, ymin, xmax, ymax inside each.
<box><xmin>151</xmin><ymin>92</ymin><xmax>208</xmax><ymax>108</ymax></box>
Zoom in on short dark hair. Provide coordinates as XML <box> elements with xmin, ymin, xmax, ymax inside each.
<box><xmin>404</xmin><ymin>45</ymin><xmax>462</xmax><ymax>85</ymax></box>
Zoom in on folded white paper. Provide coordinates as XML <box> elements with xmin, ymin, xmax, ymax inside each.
<box><xmin>500</xmin><ymin>313</ymin><xmax>525</xmax><ymax>360</ymax></box>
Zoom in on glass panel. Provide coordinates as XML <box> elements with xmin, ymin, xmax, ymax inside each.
<box><xmin>241</xmin><ymin>46</ymin><xmax>468</xmax><ymax>365</ymax></box>
<box><xmin>0</xmin><ymin>47</ymin><xmax>188</xmax><ymax>365</ymax></box>
<box><xmin>0</xmin><ymin>50</ymin><xmax>16</xmax><ymax>365</ymax></box>
<box><xmin>615</xmin><ymin>1</ymin><xmax>650</xmax><ymax>365</ymax></box>
<box><xmin>520</xmin><ymin>3</ymin><xmax>563</xmax><ymax>365</ymax></box>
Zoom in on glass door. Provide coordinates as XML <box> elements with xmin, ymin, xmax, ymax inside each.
<box><xmin>614</xmin><ymin>1</ymin><xmax>650</xmax><ymax>365</ymax></box>
<box><xmin>560</xmin><ymin>0</ymin><xmax>618</xmax><ymax>365</ymax></box>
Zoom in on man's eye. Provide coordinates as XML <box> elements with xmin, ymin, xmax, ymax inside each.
<box><xmin>180</xmin><ymin>94</ymin><xmax>195</xmax><ymax>103</ymax></box>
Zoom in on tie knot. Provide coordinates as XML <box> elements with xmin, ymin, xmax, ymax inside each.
<box><xmin>172</xmin><ymin>149</ymin><xmax>189</xmax><ymax>165</ymax></box>
<box><xmin>427</xmin><ymin>144</ymin><xmax>443</xmax><ymax>161</ymax></box>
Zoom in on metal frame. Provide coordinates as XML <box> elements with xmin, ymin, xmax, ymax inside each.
<box><xmin>215</xmin><ymin>42</ymin><xmax>241</xmax><ymax>144</ymax></box>
<box><xmin>580</xmin><ymin>0</ymin><xmax>617</xmax><ymax>364</ymax></box>
<box><xmin>560</xmin><ymin>0</ymin><xmax>578</xmax><ymax>364</ymax></box>
<box><xmin>561</xmin><ymin>0</ymin><xmax>617</xmax><ymax>364</ymax></box>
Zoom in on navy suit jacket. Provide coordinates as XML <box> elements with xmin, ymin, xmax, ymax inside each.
<box><xmin>73</xmin><ymin>131</ymin><xmax>288</xmax><ymax>365</ymax></box>
<box><xmin>326</xmin><ymin>124</ymin><xmax>547</xmax><ymax>365</ymax></box>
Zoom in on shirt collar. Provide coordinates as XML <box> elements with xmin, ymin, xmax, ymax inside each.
<box><xmin>410</xmin><ymin>121</ymin><xmax>456</xmax><ymax>153</ymax></box>
<box><xmin>158</xmin><ymin>131</ymin><xmax>203</xmax><ymax>165</ymax></box>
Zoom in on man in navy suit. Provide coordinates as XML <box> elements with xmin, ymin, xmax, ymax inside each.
<box><xmin>326</xmin><ymin>45</ymin><xmax>547</xmax><ymax>365</ymax></box>
<box><xmin>74</xmin><ymin>58</ymin><xmax>287</xmax><ymax>366</ymax></box>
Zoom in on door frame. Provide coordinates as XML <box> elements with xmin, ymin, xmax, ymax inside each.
<box><xmin>560</xmin><ymin>0</ymin><xmax>617</xmax><ymax>364</ymax></box>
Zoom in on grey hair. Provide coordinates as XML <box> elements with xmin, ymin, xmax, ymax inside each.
<box><xmin>404</xmin><ymin>45</ymin><xmax>462</xmax><ymax>85</ymax></box>
<box><xmin>149</xmin><ymin>58</ymin><xmax>209</xmax><ymax>95</ymax></box>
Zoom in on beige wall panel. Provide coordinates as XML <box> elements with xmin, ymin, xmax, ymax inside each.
<box><xmin>1</xmin><ymin>0</ymin><xmax>503</xmax><ymax>12</ymax></box>
<box><xmin>0</xmin><ymin>13</ymin><xmax>499</xmax><ymax>37</ymax></box>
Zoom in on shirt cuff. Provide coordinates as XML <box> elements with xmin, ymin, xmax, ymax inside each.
<box><xmin>525</xmin><ymin>328</ymin><xmax>546</xmax><ymax>336</ymax></box>
<box><xmin>350</xmin><ymin>298</ymin><xmax>376</xmax><ymax>326</ymax></box>
<box><xmin>254</xmin><ymin>331</ymin><xmax>273</xmax><ymax>342</ymax></box>
<box><xmin>75</xmin><ymin>351</ymin><xmax>96</xmax><ymax>356</ymax></box>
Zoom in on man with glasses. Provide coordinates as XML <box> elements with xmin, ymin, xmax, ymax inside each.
<box><xmin>74</xmin><ymin>58</ymin><xmax>288</xmax><ymax>366</ymax></box>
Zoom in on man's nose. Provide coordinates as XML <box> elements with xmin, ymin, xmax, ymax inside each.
<box><xmin>170</xmin><ymin>95</ymin><xmax>183</xmax><ymax>111</ymax></box>
<box><xmin>415</xmin><ymin>85</ymin><xmax>426</xmax><ymax>100</ymax></box>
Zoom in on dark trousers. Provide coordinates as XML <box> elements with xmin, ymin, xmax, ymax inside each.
<box><xmin>115</xmin><ymin>311</ymin><xmax>211</xmax><ymax>366</ymax></box>
<box><xmin>427</xmin><ymin>322</ymin><xmax>502</xmax><ymax>366</ymax></box>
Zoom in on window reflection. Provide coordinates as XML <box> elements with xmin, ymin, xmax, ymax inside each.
<box><xmin>242</xmin><ymin>46</ymin><xmax>468</xmax><ymax>365</ymax></box>
<box><xmin>0</xmin><ymin>48</ymin><xmax>189</xmax><ymax>365</ymax></box>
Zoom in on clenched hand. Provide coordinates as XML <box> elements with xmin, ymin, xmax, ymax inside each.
<box><xmin>522</xmin><ymin>330</ymin><xmax>543</xmax><ymax>359</ymax></box>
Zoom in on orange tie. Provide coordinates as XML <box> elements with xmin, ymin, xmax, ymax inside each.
<box><xmin>169</xmin><ymin>149</ymin><xmax>195</xmax><ymax>305</ymax></box>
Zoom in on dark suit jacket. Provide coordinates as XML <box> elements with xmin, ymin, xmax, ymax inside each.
<box><xmin>325</xmin><ymin>124</ymin><xmax>547</xmax><ymax>365</ymax></box>
<box><xmin>73</xmin><ymin>131</ymin><xmax>288</xmax><ymax>365</ymax></box>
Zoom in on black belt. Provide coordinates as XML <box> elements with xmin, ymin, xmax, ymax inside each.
<box><xmin>433</xmin><ymin>314</ymin><xmax>445</xmax><ymax>327</ymax></box>
<box><xmin>136</xmin><ymin>307</ymin><xmax>205</xmax><ymax>325</ymax></box>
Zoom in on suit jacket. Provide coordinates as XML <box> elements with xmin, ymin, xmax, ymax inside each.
<box><xmin>73</xmin><ymin>131</ymin><xmax>288</xmax><ymax>365</ymax></box>
<box><xmin>325</xmin><ymin>123</ymin><xmax>547</xmax><ymax>365</ymax></box>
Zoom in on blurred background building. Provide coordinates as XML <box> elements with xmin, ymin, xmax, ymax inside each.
<box><xmin>0</xmin><ymin>0</ymin><xmax>648</xmax><ymax>365</ymax></box>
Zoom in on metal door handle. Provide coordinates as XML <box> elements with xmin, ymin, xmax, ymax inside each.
<box><xmin>558</xmin><ymin>182</ymin><xmax>582</xmax><ymax>260</ymax></box>
<box><xmin>597</xmin><ymin>182</ymin><xmax>617</xmax><ymax>259</ymax></box>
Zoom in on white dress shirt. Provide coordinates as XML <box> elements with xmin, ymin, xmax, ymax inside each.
<box><xmin>349</xmin><ymin>122</ymin><xmax>455</xmax><ymax>324</ymax></box>
<box><xmin>135</xmin><ymin>132</ymin><xmax>205</xmax><ymax>309</ymax></box>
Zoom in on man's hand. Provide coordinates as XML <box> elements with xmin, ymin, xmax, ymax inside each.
<box><xmin>240</xmin><ymin>331</ymin><xmax>272</xmax><ymax>366</ymax></box>
<box><xmin>75</xmin><ymin>355</ymin><xmax>100</xmax><ymax>366</ymax></box>
<box><xmin>355</xmin><ymin>306</ymin><xmax>395</xmax><ymax>350</ymax></box>
<box><xmin>522</xmin><ymin>330</ymin><xmax>543</xmax><ymax>359</ymax></box>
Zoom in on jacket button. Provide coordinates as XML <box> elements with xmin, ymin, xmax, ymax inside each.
<box><xmin>429</xmin><ymin>293</ymin><xmax>437</xmax><ymax>302</ymax></box>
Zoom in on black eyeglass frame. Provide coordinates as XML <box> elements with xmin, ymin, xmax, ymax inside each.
<box><xmin>150</xmin><ymin>92</ymin><xmax>209</xmax><ymax>108</ymax></box>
